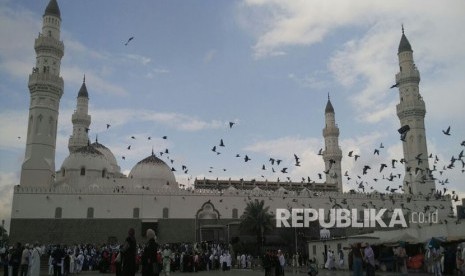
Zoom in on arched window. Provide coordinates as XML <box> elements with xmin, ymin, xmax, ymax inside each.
<box><xmin>232</xmin><ymin>208</ymin><xmax>238</xmax><ymax>219</ymax></box>
<box><xmin>80</xmin><ymin>167</ymin><xmax>86</xmax><ymax>176</ymax></box>
<box><xmin>102</xmin><ymin>169</ymin><xmax>107</xmax><ymax>178</ymax></box>
<box><xmin>54</xmin><ymin>207</ymin><xmax>62</xmax><ymax>219</ymax></box>
<box><xmin>133</xmin><ymin>208</ymin><xmax>140</xmax><ymax>219</ymax></box>
<box><xmin>163</xmin><ymin>208</ymin><xmax>169</xmax><ymax>219</ymax></box>
<box><xmin>87</xmin><ymin>207</ymin><xmax>94</xmax><ymax>218</ymax></box>
<box><xmin>61</xmin><ymin>168</ymin><xmax>65</xmax><ymax>177</ymax></box>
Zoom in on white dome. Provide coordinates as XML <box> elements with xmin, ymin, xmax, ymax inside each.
<box><xmin>92</xmin><ymin>141</ymin><xmax>121</xmax><ymax>173</ymax></box>
<box><xmin>62</xmin><ymin>145</ymin><xmax>111</xmax><ymax>172</ymax></box>
<box><xmin>129</xmin><ymin>153</ymin><xmax>177</xmax><ymax>186</ymax></box>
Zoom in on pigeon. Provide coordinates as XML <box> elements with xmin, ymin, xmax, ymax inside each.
<box><xmin>229</xmin><ymin>122</ymin><xmax>235</xmax><ymax>128</ymax></box>
<box><xmin>317</xmin><ymin>148</ymin><xmax>323</xmax><ymax>155</ymax></box>
<box><xmin>219</xmin><ymin>139</ymin><xmax>225</xmax><ymax>147</ymax></box>
<box><xmin>244</xmin><ymin>155</ymin><xmax>251</xmax><ymax>162</ymax></box>
<box><xmin>442</xmin><ymin>126</ymin><xmax>451</xmax><ymax>136</ymax></box>
<box><xmin>106</xmin><ymin>124</ymin><xmax>111</xmax><ymax>129</ymax></box>
<box><xmin>124</xmin><ymin>36</ymin><xmax>134</xmax><ymax>46</ymax></box>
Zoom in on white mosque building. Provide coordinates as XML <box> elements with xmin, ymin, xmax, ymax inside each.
<box><xmin>10</xmin><ymin>0</ymin><xmax>457</xmax><ymax>246</ymax></box>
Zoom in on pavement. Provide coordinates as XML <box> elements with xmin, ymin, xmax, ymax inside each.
<box><xmin>69</xmin><ymin>268</ymin><xmax>431</xmax><ymax>276</ymax></box>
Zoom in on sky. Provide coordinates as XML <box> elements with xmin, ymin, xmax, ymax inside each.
<box><xmin>1</xmin><ymin>0</ymin><xmax>465</xmax><ymax>232</ymax></box>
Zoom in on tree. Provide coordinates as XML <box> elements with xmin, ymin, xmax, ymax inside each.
<box><xmin>239</xmin><ymin>199</ymin><xmax>274</xmax><ymax>255</ymax></box>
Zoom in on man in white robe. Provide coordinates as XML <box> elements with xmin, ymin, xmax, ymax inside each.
<box><xmin>29</xmin><ymin>243</ymin><xmax>41</xmax><ymax>276</ymax></box>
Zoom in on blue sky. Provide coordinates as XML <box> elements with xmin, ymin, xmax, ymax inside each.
<box><xmin>1</xmin><ymin>0</ymin><xmax>465</xmax><ymax>231</ymax></box>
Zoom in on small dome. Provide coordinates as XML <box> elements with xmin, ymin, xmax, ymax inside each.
<box><xmin>44</xmin><ymin>0</ymin><xmax>61</xmax><ymax>19</ymax></box>
<box><xmin>62</xmin><ymin>145</ymin><xmax>111</xmax><ymax>172</ymax></box>
<box><xmin>129</xmin><ymin>153</ymin><xmax>176</xmax><ymax>185</ymax></box>
<box><xmin>92</xmin><ymin>141</ymin><xmax>120</xmax><ymax>173</ymax></box>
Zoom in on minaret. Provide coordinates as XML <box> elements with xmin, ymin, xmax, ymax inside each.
<box><xmin>20</xmin><ymin>0</ymin><xmax>64</xmax><ymax>188</ymax></box>
<box><xmin>68</xmin><ymin>76</ymin><xmax>91</xmax><ymax>153</ymax></box>
<box><xmin>395</xmin><ymin>27</ymin><xmax>435</xmax><ymax>195</ymax></box>
<box><xmin>322</xmin><ymin>95</ymin><xmax>343</xmax><ymax>192</ymax></box>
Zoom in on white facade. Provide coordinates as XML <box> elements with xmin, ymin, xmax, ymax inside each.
<box><xmin>10</xmin><ymin>0</ymin><xmax>454</xmax><ymax>245</ymax></box>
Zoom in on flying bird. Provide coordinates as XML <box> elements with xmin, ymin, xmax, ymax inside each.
<box><xmin>390</xmin><ymin>82</ymin><xmax>399</xmax><ymax>89</ymax></box>
<box><xmin>124</xmin><ymin>36</ymin><xmax>134</xmax><ymax>46</ymax></box>
<box><xmin>442</xmin><ymin>126</ymin><xmax>451</xmax><ymax>136</ymax></box>
<box><xmin>106</xmin><ymin>124</ymin><xmax>111</xmax><ymax>129</ymax></box>
<box><xmin>219</xmin><ymin>139</ymin><xmax>225</xmax><ymax>147</ymax></box>
<box><xmin>244</xmin><ymin>155</ymin><xmax>251</xmax><ymax>162</ymax></box>
<box><xmin>229</xmin><ymin>122</ymin><xmax>235</xmax><ymax>128</ymax></box>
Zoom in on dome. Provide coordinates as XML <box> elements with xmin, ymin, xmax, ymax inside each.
<box><xmin>92</xmin><ymin>141</ymin><xmax>120</xmax><ymax>173</ymax></box>
<box><xmin>61</xmin><ymin>145</ymin><xmax>111</xmax><ymax>173</ymax></box>
<box><xmin>129</xmin><ymin>153</ymin><xmax>176</xmax><ymax>186</ymax></box>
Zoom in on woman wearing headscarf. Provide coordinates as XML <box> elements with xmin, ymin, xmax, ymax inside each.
<box><xmin>121</xmin><ymin>228</ymin><xmax>137</xmax><ymax>276</ymax></box>
<box><xmin>141</xmin><ymin>229</ymin><xmax>159</xmax><ymax>276</ymax></box>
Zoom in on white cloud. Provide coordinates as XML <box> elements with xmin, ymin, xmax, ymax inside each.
<box><xmin>0</xmin><ymin>171</ymin><xmax>17</xmax><ymax>233</ymax></box>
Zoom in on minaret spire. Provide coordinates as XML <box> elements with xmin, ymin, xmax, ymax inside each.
<box><xmin>322</xmin><ymin>95</ymin><xmax>343</xmax><ymax>192</ymax></box>
<box><xmin>395</xmin><ymin>29</ymin><xmax>435</xmax><ymax>195</ymax></box>
<box><xmin>68</xmin><ymin>79</ymin><xmax>91</xmax><ymax>152</ymax></box>
<box><xmin>20</xmin><ymin>0</ymin><xmax>64</xmax><ymax>187</ymax></box>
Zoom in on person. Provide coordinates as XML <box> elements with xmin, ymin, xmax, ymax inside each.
<box><xmin>351</xmin><ymin>243</ymin><xmax>363</xmax><ymax>276</ymax></box>
<box><xmin>263</xmin><ymin>250</ymin><xmax>273</xmax><ymax>276</ymax></box>
<box><xmin>161</xmin><ymin>244</ymin><xmax>172</xmax><ymax>276</ymax></box>
<box><xmin>278</xmin><ymin>250</ymin><xmax>285</xmax><ymax>276</ymax></box>
<box><xmin>29</xmin><ymin>243</ymin><xmax>41</xmax><ymax>276</ymax></box>
<box><xmin>338</xmin><ymin>249</ymin><xmax>345</xmax><ymax>269</ymax></box>
<box><xmin>20</xmin><ymin>244</ymin><xmax>29</xmax><ymax>276</ymax></box>
<box><xmin>121</xmin><ymin>228</ymin><xmax>137</xmax><ymax>276</ymax></box>
<box><xmin>10</xmin><ymin>243</ymin><xmax>22</xmax><ymax>276</ymax></box>
<box><xmin>51</xmin><ymin>245</ymin><xmax>65</xmax><ymax>276</ymax></box>
<box><xmin>363</xmin><ymin>243</ymin><xmax>375</xmax><ymax>276</ymax></box>
<box><xmin>141</xmin><ymin>229</ymin><xmax>159</xmax><ymax>276</ymax></box>
<box><xmin>226</xmin><ymin>252</ymin><xmax>232</xmax><ymax>271</ymax></box>
<box><xmin>325</xmin><ymin>250</ymin><xmax>335</xmax><ymax>270</ymax></box>
<box><xmin>75</xmin><ymin>251</ymin><xmax>84</xmax><ymax>273</ymax></box>
<box><xmin>395</xmin><ymin>243</ymin><xmax>408</xmax><ymax>275</ymax></box>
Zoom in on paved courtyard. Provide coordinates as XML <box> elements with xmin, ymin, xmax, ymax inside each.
<box><xmin>74</xmin><ymin>268</ymin><xmax>431</xmax><ymax>276</ymax></box>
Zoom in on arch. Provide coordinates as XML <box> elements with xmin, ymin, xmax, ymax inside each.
<box><xmin>196</xmin><ymin>201</ymin><xmax>220</xmax><ymax>220</ymax></box>
<box><xmin>87</xmin><ymin>207</ymin><xmax>94</xmax><ymax>218</ymax></box>
<box><xmin>162</xmin><ymin>208</ymin><xmax>169</xmax><ymax>219</ymax></box>
<box><xmin>54</xmin><ymin>207</ymin><xmax>62</xmax><ymax>219</ymax></box>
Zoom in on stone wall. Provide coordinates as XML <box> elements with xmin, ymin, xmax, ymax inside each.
<box><xmin>9</xmin><ymin>218</ymin><xmax>141</xmax><ymax>244</ymax></box>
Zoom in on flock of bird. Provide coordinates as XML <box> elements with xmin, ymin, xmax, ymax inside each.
<box><xmin>95</xmin><ymin>115</ymin><xmax>465</xmax><ymax>207</ymax></box>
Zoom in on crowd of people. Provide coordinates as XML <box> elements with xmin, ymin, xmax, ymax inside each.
<box><xmin>0</xmin><ymin>227</ymin><xmax>288</xmax><ymax>276</ymax></box>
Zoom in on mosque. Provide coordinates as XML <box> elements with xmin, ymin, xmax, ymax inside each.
<box><xmin>9</xmin><ymin>0</ymin><xmax>458</xmax><ymax>248</ymax></box>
